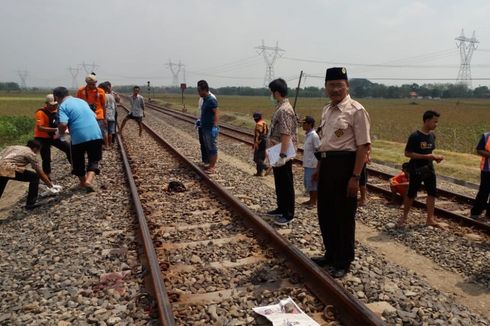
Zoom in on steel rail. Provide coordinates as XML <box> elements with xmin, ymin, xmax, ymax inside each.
<box><xmin>119</xmin><ymin>104</ymin><xmax>384</xmax><ymax>325</ymax></box>
<box><xmin>116</xmin><ymin>133</ymin><xmax>176</xmax><ymax>325</ymax></box>
<box><xmin>142</xmin><ymin>100</ymin><xmax>490</xmax><ymax>233</ymax></box>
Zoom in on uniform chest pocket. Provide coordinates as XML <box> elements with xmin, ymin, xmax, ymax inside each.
<box><xmin>328</xmin><ymin>116</ymin><xmax>349</xmax><ymax>130</ymax></box>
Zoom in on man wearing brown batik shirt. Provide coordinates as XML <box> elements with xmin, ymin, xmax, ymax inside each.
<box><xmin>266</xmin><ymin>78</ymin><xmax>298</xmax><ymax>226</ymax></box>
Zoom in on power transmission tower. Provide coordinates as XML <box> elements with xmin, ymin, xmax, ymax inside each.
<box><xmin>455</xmin><ymin>29</ymin><xmax>479</xmax><ymax>88</ymax></box>
<box><xmin>166</xmin><ymin>60</ymin><xmax>184</xmax><ymax>86</ymax></box>
<box><xmin>80</xmin><ymin>61</ymin><xmax>99</xmax><ymax>75</ymax></box>
<box><xmin>68</xmin><ymin>66</ymin><xmax>81</xmax><ymax>90</ymax></box>
<box><xmin>255</xmin><ymin>40</ymin><xmax>285</xmax><ymax>86</ymax></box>
<box><xmin>17</xmin><ymin>70</ymin><xmax>29</xmax><ymax>89</ymax></box>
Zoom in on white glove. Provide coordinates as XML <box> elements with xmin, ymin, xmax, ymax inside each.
<box><xmin>274</xmin><ymin>157</ymin><xmax>287</xmax><ymax>167</ymax></box>
<box><xmin>48</xmin><ymin>185</ymin><xmax>62</xmax><ymax>194</ymax></box>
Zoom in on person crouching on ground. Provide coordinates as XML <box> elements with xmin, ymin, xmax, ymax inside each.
<box><xmin>53</xmin><ymin>86</ymin><xmax>103</xmax><ymax>192</ymax></box>
<box><xmin>0</xmin><ymin>140</ymin><xmax>61</xmax><ymax>210</ymax></box>
<box><xmin>252</xmin><ymin>112</ymin><xmax>268</xmax><ymax>176</ymax></box>
<box><xmin>301</xmin><ymin>116</ymin><xmax>320</xmax><ymax>207</ymax></box>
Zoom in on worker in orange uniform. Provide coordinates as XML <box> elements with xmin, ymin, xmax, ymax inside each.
<box><xmin>252</xmin><ymin>112</ymin><xmax>268</xmax><ymax>176</ymax></box>
<box><xmin>77</xmin><ymin>74</ymin><xmax>107</xmax><ymax>148</ymax></box>
<box><xmin>34</xmin><ymin>94</ymin><xmax>71</xmax><ymax>178</ymax></box>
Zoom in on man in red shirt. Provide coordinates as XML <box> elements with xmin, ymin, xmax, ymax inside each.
<box><xmin>76</xmin><ymin>74</ymin><xmax>107</xmax><ymax>147</ymax></box>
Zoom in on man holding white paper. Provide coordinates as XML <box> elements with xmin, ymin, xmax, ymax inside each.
<box><xmin>266</xmin><ymin>78</ymin><xmax>297</xmax><ymax>226</ymax></box>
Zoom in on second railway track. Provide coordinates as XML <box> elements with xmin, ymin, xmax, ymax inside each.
<box><xmin>141</xmin><ymin>99</ymin><xmax>490</xmax><ymax>234</ymax></box>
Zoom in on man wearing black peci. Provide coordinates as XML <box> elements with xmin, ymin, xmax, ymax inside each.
<box><xmin>396</xmin><ymin>110</ymin><xmax>444</xmax><ymax>228</ymax></box>
<box><xmin>311</xmin><ymin>67</ymin><xmax>371</xmax><ymax>278</ymax></box>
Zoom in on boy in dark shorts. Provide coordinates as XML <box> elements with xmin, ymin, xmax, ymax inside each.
<box><xmin>120</xmin><ymin>86</ymin><xmax>145</xmax><ymax>136</ymax></box>
<box><xmin>396</xmin><ymin>110</ymin><xmax>444</xmax><ymax>228</ymax></box>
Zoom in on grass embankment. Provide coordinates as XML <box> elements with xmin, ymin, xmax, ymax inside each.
<box><xmin>154</xmin><ymin>93</ymin><xmax>486</xmax><ymax>183</ymax></box>
<box><xmin>0</xmin><ymin>94</ymin><xmax>43</xmax><ymax>148</ymax></box>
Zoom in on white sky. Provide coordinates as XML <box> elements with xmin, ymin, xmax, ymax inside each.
<box><xmin>1</xmin><ymin>0</ymin><xmax>490</xmax><ymax>89</ymax></box>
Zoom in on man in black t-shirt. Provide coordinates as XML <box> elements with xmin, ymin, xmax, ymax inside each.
<box><xmin>396</xmin><ymin>110</ymin><xmax>444</xmax><ymax>228</ymax></box>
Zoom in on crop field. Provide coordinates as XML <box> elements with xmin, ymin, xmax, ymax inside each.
<box><xmin>155</xmin><ymin>93</ymin><xmax>490</xmax><ymax>183</ymax></box>
<box><xmin>0</xmin><ymin>92</ymin><xmax>44</xmax><ymax>148</ymax></box>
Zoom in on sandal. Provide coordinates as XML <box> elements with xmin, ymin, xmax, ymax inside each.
<box><xmin>204</xmin><ymin>168</ymin><xmax>215</xmax><ymax>175</ymax></box>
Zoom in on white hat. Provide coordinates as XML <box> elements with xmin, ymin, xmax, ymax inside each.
<box><xmin>45</xmin><ymin>94</ymin><xmax>57</xmax><ymax>105</ymax></box>
<box><xmin>85</xmin><ymin>74</ymin><xmax>97</xmax><ymax>83</ymax></box>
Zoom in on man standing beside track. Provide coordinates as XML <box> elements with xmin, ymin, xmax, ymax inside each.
<box><xmin>396</xmin><ymin>110</ymin><xmax>444</xmax><ymax>228</ymax></box>
<box><xmin>196</xmin><ymin>89</ymin><xmax>217</xmax><ymax>166</ymax></box>
<box><xmin>119</xmin><ymin>86</ymin><xmax>145</xmax><ymax>137</ymax></box>
<box><xmin>76</xmin><ymin>74</ymin><xmax>107</xmax><ymax>147</ymax></box>
<box><xmin>266</xmin><ymin>78</ymin><xmax>297</xmax><ymax>226</ymax></box>
<box><xmin>197</xmin><ymin>80</ymin><xmax>219</xmax><ymax>174</ymax></box>
<box><xmin>311</xmin><ymin>67</ymin><xmax>371</xmax><ymax>278</ymax></box>
<box><xmin>53</xmin><ymin>87</ymin><xmax>103</xmax><ymax>192</ymax></box>
<box><xmin>470</xmin><ymin>132</ymin><xmax>490</xmax><ymax>219</ymax></box>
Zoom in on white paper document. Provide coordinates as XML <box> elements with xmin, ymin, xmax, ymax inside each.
<box><xmin>252</xmin><ymin>297</ymin><xmax>320</xmax><ymax>326</ymax></box>
<box><xmin>266</xmin><ymin>140</ymin><xmax>296</xmax><ymax>166</ymax></box>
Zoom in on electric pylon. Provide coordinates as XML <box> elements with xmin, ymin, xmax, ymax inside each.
<box><xmin>255</xmin><ymin>40</ymin><xmax>285</xmax><ymax>86</ymax></box>
<box><xmin>455</xmin><ymin>29</ymin><xmax>479</xmax><ymax>88</ymax></box>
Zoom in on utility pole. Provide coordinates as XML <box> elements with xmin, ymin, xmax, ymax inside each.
<box><xmin>17</xmin><ymin>70</ymin><xmax>29</xmax><ymax>90</ymax></box>
<box><xmin>80</xmin><ymin>61</ymin><xmax>99</xmax><ymax>75</ymax></box>
<box><xmin>166</xmin><ymin>60</ymin><xmax>184</xmax><ymax>86</ymax></box>
<box><xmin>255</xmin><ymin>40</ymin><xmax>285</xmax><ymax>86</ymax></box>
<box><xmin>68</xmin><ymin>66</ymin><xmax>81</xmax><ymax>90</ymax></box>
<box><xmin>292</xmin><ymin>71</ymin><xmax>304</xmax><ymax>112</ymax></box>
<box><xmin>455</xmin><ymin>29</ymin><xmax>479</xmax><ymax>88</ymax></box>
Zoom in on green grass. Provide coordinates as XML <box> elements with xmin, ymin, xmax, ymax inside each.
<box><xmin>0</xmin><ymin>92</ymin><xmax>44</xmax><ymax>148</ymax></box>
<box><xmin>155</xmin><ymin>93</ymin><xmax>488</xmax><ymax>183</ymax></box>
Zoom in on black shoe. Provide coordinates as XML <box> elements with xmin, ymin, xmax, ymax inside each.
<box><xmin>266</xmin><ymin>209</ymin><xmax>282</xmax><ymax>216</ymax></box>
<box><xmin>25</xmin><ymin>203</ymin><xmax>42</xmax><ymax>210</ymax></box>
<box><xmin>311</xmin><ymin>256</ymin><xmax>331</xmax><ymax>267</ymax></box>
<box><xmin>330</xmin><ymin>267</ymin><xmax>349</xmax><ymax>278</ymax></box>
<box><xmin>273</xmin><ymin>216</ymin><xmax>293</xmax><ymax>226</ymax></box>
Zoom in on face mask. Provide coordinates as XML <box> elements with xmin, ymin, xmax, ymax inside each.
<box><xmin>270</xmin><ymin>95</ymin><xmax>276</xmax><ymax>104</ymax></box>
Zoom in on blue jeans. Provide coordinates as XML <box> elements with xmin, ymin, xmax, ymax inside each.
<box><xmin>304</xmin><ymin>167</ymin><xmax>318</xmax><ymax>192</ymax></box>
<box><xmin>198</xmin><ymin>127</ymin><xmax>209</xmax><ymax>164</ymax></box>
<box><xmin>201</xmin><ymin>127</ymin><xmax>218</xmax><ymax>157</ymax></box>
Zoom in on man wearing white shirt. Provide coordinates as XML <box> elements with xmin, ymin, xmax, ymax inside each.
<box><xmin>302</xmin><ymin>116</ymin><xmax>320</xmax><ymax>207</ymax></box>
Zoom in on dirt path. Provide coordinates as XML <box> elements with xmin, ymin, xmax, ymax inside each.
<box><xmin>0</xmin><ymin>181</ymin><xmax>27</xmax><ymax>219</ymax></box>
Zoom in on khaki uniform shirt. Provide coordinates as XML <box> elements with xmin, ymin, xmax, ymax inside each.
<box><xmin>0</xmin><ymin>146</ymin><xmax>39</xmax><ymax>177</ymax></box>
<box><xmin>267</xmin><ymin>99</ymin><xmax>298</xmax><ymax>147</ymax></box>
<box><xmin>318</xmin><ymin>94</ymin><xmax>371</xmax><ymax>152</ymax></box>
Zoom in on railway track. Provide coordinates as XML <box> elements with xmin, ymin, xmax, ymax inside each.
<box><xmin>116</xmin><ymin>104</ymin><xmax>383</xmax><ymax>325</ymax></box>
<box><xmin>141</xmin><ymin>100</ymin><xmax>490</xmax><ymax>235</ymax></box>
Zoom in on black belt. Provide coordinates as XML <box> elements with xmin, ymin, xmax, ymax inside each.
<box><xmin>315</xmin><ymin>151</ymin><xmax>356</xmax><ymax>159</ymax></box>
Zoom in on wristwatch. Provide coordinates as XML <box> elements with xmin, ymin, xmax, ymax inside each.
<box><xmin>279</xmin><ymin>153</ymin><xmax>287</xmax><ymax>158</ymax></box>
<box><xmin>351</xmin><ymin>173</ymin><xmax>361</xmax><ymax>180</ymax></box>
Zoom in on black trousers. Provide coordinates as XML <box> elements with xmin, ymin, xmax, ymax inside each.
<box><xmin>254</xmin><ymin>139</ymin><xmax>267</xmax><ymax>173</ymax></box>
<box><xmin>317</xmin><ymin>153</ymin><xmax>357</xmax><ymax>269</ymax></box>
<box><xmin>272</xmin><ymin>160</ymin><xmax>295</xmax><ymax>219</ymax></box>
<box><xmin>71</xmin><ymin>139</ymin><xmax>103</xmax><ymax>177</ymax></box>
<box><xmin>35</xmin><ymin>137</ymin><xmax>71</xmax><ymax>175</ymax></box>
<box><xmin>471</xmin><ymin>171</ymin><xmax>490</xmax><ymax>217</ymax></box>
<box><xmin>0</xmin><ymin>170</ymin><xmax>39</xmax><ymax>206</ymax></box>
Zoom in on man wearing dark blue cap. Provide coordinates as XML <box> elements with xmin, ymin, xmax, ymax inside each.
<box><xmin>311</xmin><ymin>67</ymin><xmax>371</xmax><ymax>278</ymax></box>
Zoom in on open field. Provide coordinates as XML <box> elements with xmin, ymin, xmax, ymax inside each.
<box><xmin>0</xmin><ymin>91</ymin><xmax>487</xmax><ymax>183</ymax></box>
<box><xmin>0</xmin><ymin>93</ymin><xmax>45</xmax><ymax>148</ymax></box>
<box><xmin>154</xmin><ymin>93</ymin><xmax>490</xmax><ymax>183</ymax></box>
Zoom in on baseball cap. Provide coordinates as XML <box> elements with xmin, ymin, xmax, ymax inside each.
<box><xmin>45</xmin><ymin>94</ymin><xmax>57</xmax><ymax>105</ymax></box>
<box><xmin>302</xmin><ymin>116</ymin><xmax>315</xmax><ymax>124</ymax></box>
<box><xmin>85</xmin><ymin>74</ymin><xmax>97</xmax><ymax>83</ymax></box>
